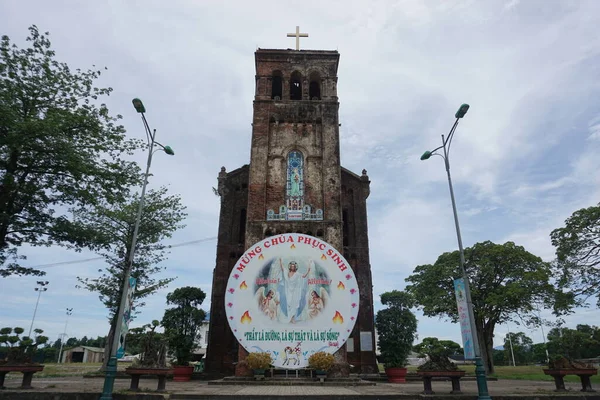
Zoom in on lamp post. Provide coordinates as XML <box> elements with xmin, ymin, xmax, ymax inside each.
<box><xmin>100</xmin><ymin>98</ymin><xmax>174</xmax><ymax>400</ymax></box>
<box><xmin>534</xmin><ymin>306</ymin><xmax>550</xmax><ymax>363</ymax></box>
<box><xmin>420</xmin><ymin>104</ymin><xmax>491</xmax><ymax>400</ymax></box>
<box><xmin>28</xmin><ymin>281</ymin><xmax>49</xmax><ymax>337</ymax></box>
<box><xmin>507</xmin><ymin>323</ymin><xmax>516</xmax><ymax>367</ymax></box>
<box><xmin>57</xmin><ymin>308</ymin><xmax>73</xmax><ymax>363</ymax></box>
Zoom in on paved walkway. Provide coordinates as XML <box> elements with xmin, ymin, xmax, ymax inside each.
<box><xmin>1</xmin><ymin>374</ymin><xmax>593</xmax><ymax>398</ymax></box>
<box><xmin>0</xmin><ymin>375</ymin><xmax>584</xmax><ymax>395</ymax></box>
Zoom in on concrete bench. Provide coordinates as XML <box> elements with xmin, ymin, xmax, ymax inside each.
<box><xmin>543</xmin><ymin>368</ymin><xmax>597</xmax><ymax>392</ymax></box>
<box><xmin>124</xmin><ymin>367</ymin><xmax>172</xmax><ymax>392</ymax></box>
<box><xmin>0</xmin><ymin>365</ymin><xmax>44</xmax><ymax>389</ymax></box>
<box><xmin>416</xmin><ymin>370</ymin><xmax>466</xmax><ymax>395</ymax></box>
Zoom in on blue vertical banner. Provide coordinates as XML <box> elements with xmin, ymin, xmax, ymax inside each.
<box><xmin>116</xmin><ymin>277</ymin><xmax>137</xmax><ymax>359</ymax></box>
<box><xmin>453</xmin><ymin>278</ymin><xmax>475</xmax><ymax>359</ymax></box>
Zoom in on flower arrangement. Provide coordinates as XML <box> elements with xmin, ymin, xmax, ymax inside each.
<box><xmin>0</xmin><ymin>327</ymin><xmax>48</xmax><ymax>364</ymax></box>
<box><xmin>246</xmin><ymin>352</ymin><xmax>272</xmax><ymax>370</ymax></box>
<box><xmin>308</xmin><ymin>351</ymin><xmax>335</xmax><ymax>372</ymax></box>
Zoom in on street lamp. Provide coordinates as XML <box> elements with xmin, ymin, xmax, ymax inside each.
<box><xmin>28</xmin><ymin>281</ymin><xmax>49</xmax><ymax>337</ymax></box>
<box><xmin>100</xmin><ymin>98</ymin><xmax>174</xmax><ymax>400</ymax></box>
<box><xmin>420</xmin><ymin>104</ymin><xmax>491</xmax><ymax>400</ymax></box>
<box><xmin>57</xmin><ymin>308</ymin><xmax>73</xmax><ymax>363</ymax></box>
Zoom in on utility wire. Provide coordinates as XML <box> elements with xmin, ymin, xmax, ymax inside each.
<box><xmin>28</xmin><ymin>236</ymin><xmax>218</xmax><ymax>270</ymax></box>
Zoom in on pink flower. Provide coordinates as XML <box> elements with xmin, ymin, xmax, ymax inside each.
<box><xmin>351</xmin><ymin>303</ymin><xmax>357</xmax><ymax>308</ymax></box>
<box><xmin>233</xmin><ymin>274</ymin><xmax>240</xmax><ymax>279</ymax></box>
<box><xmin>350</xmin><ymin>288</ymin><xmax>356</xmax><ymax>294</ymax></box>
<box><xmin>345</xmin><ymin>274</ymin><xmax>352</xmax><ymax>280</ymax></box>
<box><xmin>227</xmin><ymin>302</ymin><xmax>233</xmax><ymax>308</ymax></box>
<box><xmin>228</xmin><ymin>288</ymin><xmax>235</xmax><ymax>294</ymax></box>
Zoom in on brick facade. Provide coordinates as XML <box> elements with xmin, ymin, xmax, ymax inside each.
<box><xmin>204</xmin><ymin>49</ymin><xmax>377</xmax><ymax>376</ymax></box>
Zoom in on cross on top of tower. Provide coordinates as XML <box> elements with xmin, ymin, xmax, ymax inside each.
<box><xmin>287</xmin><ymin>26</ymin><xmax>308</xmax><ymax>50</ymax></box>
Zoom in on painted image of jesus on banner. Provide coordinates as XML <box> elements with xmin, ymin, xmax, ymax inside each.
<box><xmin>254</xmin><ymin>257</ymin><xmax>329</xmax><ymax>324</ymax></box>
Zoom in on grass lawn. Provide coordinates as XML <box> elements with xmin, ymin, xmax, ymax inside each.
<box><xmin>378</xmin><ymin>364</ymin><xmax>599</xmax><ymax>383</ymax></box>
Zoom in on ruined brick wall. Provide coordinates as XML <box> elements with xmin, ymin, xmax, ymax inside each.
<box><xmin>341</xmin><ymin>168</ymin><xmax>378</xmax><ymax>374</ymax></box>
<box><xmin>204</xmin><ymin>166</ymin><xmax>248</xmax><ymax>376</ymax></box>
<box><xmin>246</xmin><ymin>50</ymin><xmax>343</xmax><ymax>251</ymax></box>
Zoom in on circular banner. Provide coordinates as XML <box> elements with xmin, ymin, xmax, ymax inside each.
<box><xmin>225</xmin><ymin>233</ymin><xmax>359</xmax><ymax>369</ymax></box>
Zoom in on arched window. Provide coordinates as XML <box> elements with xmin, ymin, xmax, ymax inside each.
<box><xmin>309</xmin><ymin>71</ymin><xmax>321</xmax><ymax>100</ymax></box>
<box><xmin>271</xmin><ymin>70</ymin><xmax>282</xmax><ymax>100</ymax></box>
<box><xmin>290</xmin><ymin>71</ymin><xmax>302</xmax><ymax>100</ymax></box>
<box><xmin>285</xmin><ymin>150</ymin><xmax>304</xmax><ymax>219</ymax></box>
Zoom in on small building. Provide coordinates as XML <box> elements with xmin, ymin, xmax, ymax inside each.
<box><xmin>61</xmin><ymin>346</ymin><xmax>104</xmax><ymax>363</ymax></box>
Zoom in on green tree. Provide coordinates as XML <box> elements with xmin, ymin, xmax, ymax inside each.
<box><xmin>413</xmin><ymin>337</ymin><xmax>462</xmax><ymax>357</ymax></box>
<box><xmin>161</xmin><ymin>286</ymin><xmax>206</xmax><ymax>366</ymax></box>
<box><xmin>492</xmin><ymin>349</ymin><xmax>506</xmax><ymax>366</ymax></box>
<box><xmin>503</xmin><ymin>331</ymin><xmax>533</xmax><ymax>365</ymax></box>
<box><xmin>124</xmin><ymin>320</ymin><xmax>160</xmax><ymax>356</ymax></box>
<box><xmin>405</xmin><ymin>241</ymin><xmax>562</xmax><ymax>374</ymax></box>
<box><xmin>531</xmin><ymin>343</ymin><xmax>548</xmax><ymax>364</ymax></box>
<box><xmin>75</xmin><ymin>186</ymin><xmax>186</xmax><ymax>366</ymax></box>
<box><xmin>551</xmin><ymin>203</ymin><xmax>600</xmax><ymax>307</ymax></box>
<box><xmin>547</xmin><ymin>324</ymin><xmax>600</xmax><ymax>359</ymax></box>
<box><xmin>0</xmin><ymin>26</ymin><xmax>142</xmax><ymax>277</ymax></box>
<box><xmin>374</xmin><ymin>290</ymin><xmax>418</xmax><ymax>368</ymax></box>
<box><xmin>86</xmin><ymin>336</ymin><xmax>107</xmax><ymax>349</ymax></box>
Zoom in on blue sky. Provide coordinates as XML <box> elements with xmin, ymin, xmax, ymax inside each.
<box><xmin>1</xmin><ymin>0</ymin><xmax>599</xmax><ymax>349</ymax></box>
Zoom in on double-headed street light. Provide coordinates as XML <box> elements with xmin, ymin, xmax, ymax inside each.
<box><xmin>57</xmin><ymin>308</ymin><xmax>73</xmax><ymax>363</ymax></box>
<box><xmin>420</xmin><ymin>104</ymin><xmax>491</xmax><ymax>400</ymax></box>
<box><xmin>28</xmin><ymin>281</ymin><xmax>49</xmax><ymax>337</ymax></box>
<box><xmin>101</xmin><ymin>98</ymin><xmax>174</xmax><ymax>400</ymax></box>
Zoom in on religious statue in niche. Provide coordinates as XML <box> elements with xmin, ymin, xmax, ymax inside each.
<box><xmin>286</xmin><ymin>151</ymin><xmax>304</xmax><ymax>219</ymax></box>
<box><xmin>266</xmin><ymin>150</ymin><xmax>323</xmax><ymax>221</ymax></box>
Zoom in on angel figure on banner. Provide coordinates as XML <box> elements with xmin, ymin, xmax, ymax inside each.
<box><xmin>254</xmin><ymin>287</ymin><xmax>280</xmax><ymax>320</ymax></box>
<box><xmin>307</xmin><ymin>287</ymin><xmax>328</xmax><ymax>319</ymax></box>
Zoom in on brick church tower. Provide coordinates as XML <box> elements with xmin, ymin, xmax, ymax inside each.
<box><xmin>204</xmin><ymin>47</ymin><xmax>378</xmax><ymax>375</ymax></box>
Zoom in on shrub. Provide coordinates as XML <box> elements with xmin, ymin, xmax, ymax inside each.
<box><xmin>308</xmin><ymin>351</ymin><xmax>335</xmax><ymax>371</ymax></box>
<box><xmin>0</xmin><ymin>327</ymin><xmax>48</xmax><ymax>364</ymax></box>
<box><xmin>246</xmin><ymin>352</ymin><xmax>272</xmax><ymax>370</ymax></box>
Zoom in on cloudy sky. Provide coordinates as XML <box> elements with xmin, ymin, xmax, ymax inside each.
<box><xmin>1</xmin><ymin>0</ymin><xmax>599</xmax><ymax>350</ymax></box>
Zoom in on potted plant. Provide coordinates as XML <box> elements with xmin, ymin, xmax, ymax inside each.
<box><xmin>0</xmin><ymin>327</ymin><xmax>48</xmax><ymax>389</ymax></box>
<box><xmin>246</xmin><ymin>352</ymin><xmax>272</xmax><ymax>380</ymax></box>
<box><xmin>161</xmin><ymin>287</ymin><xmax>207</xmax><ymax>382</ymax></box>
<box><xmin>543</xmin><ymin>356</ymin><xmax>597</xmax><ymax>392</ymax></box>
<box><xmin>375</xmin><ymin>291</ymin><xmax>417</xmax><ymax>383</ymax></box>
<box><xmin>308</xmin><ymin>351</ymin><xmax>335</xmax><ymax>381</ymax></box>
<box><xmin>415</xmin><ymin>338</ymin><xmax>465</xmax><ymax>394</ymax></box>
<box><xmin>415</xmin><ymin>337</ymin><xmax>463</xmax><ymax>373</ymax></box>
<box><xmin>124</xmin><ymin>320</ymin><xmax>172</xmax><ymax>391</ymax></box>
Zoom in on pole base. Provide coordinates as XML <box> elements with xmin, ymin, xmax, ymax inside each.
<box><xmin>474</xmin><ymin>357</ymin><xmax>492</xmax><ymax>400</ymax></box>
<box><xmin>99</xmin><ymin>356</ymin><xmax>118</xmax><ymax>400</ymax></box>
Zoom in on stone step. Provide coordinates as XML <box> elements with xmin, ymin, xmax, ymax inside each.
<box><xmin>209</xmin><ymin>377</ymin><xmax>375</xmax><ymax>386</ymax></box>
